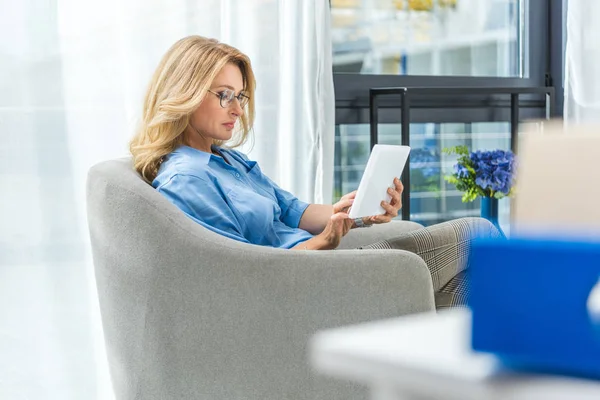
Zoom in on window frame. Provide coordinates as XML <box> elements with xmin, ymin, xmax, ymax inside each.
<box><xmin>330</xmin><ymin>0</ymin><xmax>565</xmax><ymax>220</ymax></box>
<box><xmin>332</xmin><ymin>0</ymin><xmax>565</xmax><ymax>124</ymax></box>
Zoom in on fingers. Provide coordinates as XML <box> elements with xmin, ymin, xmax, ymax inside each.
<box><xmin>342</xmin><ymin>218</ymin><xmax>354</xmax><ymax>235</ymax></box>
<box><xmin>319</xmin><ymin>212</ymin><xmax>352</xmax><ymax>249</ymax></box>
<box><xmin>369</xmin><ymin>215</ymin><xmax>390</xmax><ymax>224</ymax></box>
<box><xmin>341</xmin><ymin>190</ymin><xmax>357</xmax><ymax>200</ymax></box>
<box><xmin>334</xmin><ymin>198</ymin><xmax>354</xmax><ymax>213</ymax></box>
<box><xmin>381</xmin><ymin>199</ymin><xmax>398</xmax><ymax>216</ymax></box>
<box><xmin>388</xmin><ymin>177</ymin><xmax>403</xmax><ymax>205</ymax></box>
<box><xmin>368</xmin><ymin>215</ymin><xmax>382</xmax><ymax>224</ymax></box>
<box><xmin>339</xmin><ymin>198</ymin><xmax>354</xmax><ymax>209</ymax></box>
<box><xmin>330</xmin><ymin>212</ymin><xmax>350</xmax><ymax>229</ymax></box>
<box><xmin>394</xmin><ymin>177</ymin><xmax>404</xmax><ymax>193</ymax></box>
<box><xmin>370</xmin><ymin>213</ymin><xmax>392</xmax><ymax>224</ymax></box>
<box><xmin>330</xmin><ymin>212</ymin><xmax>351</xmax><ymax>236</ymax></box>
<box><xmin>387</xmin><ymin>186</ymin><xmax>401</xmax><ymax>206</ymax></box>
<box><xmin>331</xmin><ymin>212</ymin><xmax>350</xmax><ymax>223</ymax></box>
<box><xmin>367</xmin><ymin>198</ymin><xmax>397</xmax><ymax>225</ymax></box>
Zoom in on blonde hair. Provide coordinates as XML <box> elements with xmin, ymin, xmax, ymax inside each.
<box><xmin>130</xmin><ymin>35</ymin><xmax>256</xmax><ymax>183</ymax></box>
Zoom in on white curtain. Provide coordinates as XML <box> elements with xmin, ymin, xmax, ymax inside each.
<box><xmin>564</xmin><ymin>0</ymin><xmax>600</xmax><ymax>123</ymax></box>
<box><xmin>0</xmin><ymin>1</ymin><xmax>334</xmax><ymax>398</ymax></box>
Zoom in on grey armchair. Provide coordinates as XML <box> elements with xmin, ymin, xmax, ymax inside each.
<box><xmin>86</xmin><ymin>158</ymin><xmax>435</xmax><ymax>400</ymax></box>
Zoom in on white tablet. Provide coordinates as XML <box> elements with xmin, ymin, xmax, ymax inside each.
<box><xmin>348</xmin><ymin>144</ymin><xmax>411</xmax><ymax>219</ymax></box>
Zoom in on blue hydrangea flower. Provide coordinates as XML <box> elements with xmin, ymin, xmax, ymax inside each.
<box><xmin>454</xmin><ymin>163</ymin><xmax>470</xmax><ymax>179</ymax></box>
<box><xmin>444</xmin><ymin>145</ymin><xmax>516</xmax><ymax>202</ymax></box>
<box><xmin>469</xmin><ymin>149</ymin><xmax>515</xmax><ymax>195</ymax></box>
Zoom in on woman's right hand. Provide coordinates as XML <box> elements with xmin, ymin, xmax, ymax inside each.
<box><xmin>291</xmin><ymin>209</ymin><xmax>353</xmax><ymax>251</ymax></box>
<box><xmin>314</xmin><ymin>211</ymin><xmax>353</xmax><ymax>250</ymax></box>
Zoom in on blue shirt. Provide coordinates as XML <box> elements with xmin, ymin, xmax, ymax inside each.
<box><xmin>153</xmin><ymin>145</ymin><xmax>313</xmax><ymax>248</ymax></box>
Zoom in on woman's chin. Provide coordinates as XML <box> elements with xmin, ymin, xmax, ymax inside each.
<box><xmin>220</xmin><ymin>131</ymin><xmax>234</xmax><ymax>141</ymax></box>
<box><xmin>209</xmin><ymin>128</ymin><xmax>235</xmax><ymax>142</ymax></box>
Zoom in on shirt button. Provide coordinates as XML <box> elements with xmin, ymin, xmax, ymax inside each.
<box><xmin>235</xmin><ymin>173</ymin><xmax>241</xmax><ymax>179</ymax></box>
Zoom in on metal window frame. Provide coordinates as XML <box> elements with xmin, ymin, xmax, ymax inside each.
<box><xmin>331</xmin><ymin>0</ymin><xmax>565</xmax><ymax>218</ymax></box>
<box><xmin>332</xmin><ymin>0</ymin><xmax>565</xmax><ymax>124</ymax></box>
<box><xmin>368</xmin><ymin>86</ymin><xmax>555</xmax><ymax>220</ymax></box>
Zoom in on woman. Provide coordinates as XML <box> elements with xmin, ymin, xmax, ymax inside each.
<box><xmin>130</xmin><ymin>35</ymin><xmax>501</xmax><ymax>309</ymax></box>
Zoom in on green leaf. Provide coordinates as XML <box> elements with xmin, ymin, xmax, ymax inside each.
<box><xmin>445</xmin><ymin>176</ymin><xmax>459</xmax><ymax>184</ymax></box>
<box><xmin>461</xmin><ymin>190</ymin><xmax>477</xmax><ymax>203</ymax></box>
<box><xmin>443</xmin><ymin>145</ymin><xmax>469</xmax><ymax>156</ymax></box>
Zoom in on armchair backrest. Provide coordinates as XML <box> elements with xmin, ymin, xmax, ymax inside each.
<box><xmin>87</xmin><ymin>159</ymin><xmax>373</xmax><ymax>400</ymax></box>
<box><xmin>87</xmin><ymin>158</ymin><xmax>252</xmax><ymax>399</ymax></box>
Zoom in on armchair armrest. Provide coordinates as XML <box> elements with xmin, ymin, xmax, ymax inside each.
<box><xmin>98</xmin><ymin>232</ymin><xmax>435</xmax><ymax>400</ymax></box>
<box><xmin>131</xmin><ymin>244</ymin><xmax>435</xmax><ymax>400</ymax></box>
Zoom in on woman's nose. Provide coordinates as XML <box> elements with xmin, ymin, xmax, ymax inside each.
<box><xmin>230</xmin><ymin>99</ymin><xmax>244</xmax><ymax>117</ymax></box>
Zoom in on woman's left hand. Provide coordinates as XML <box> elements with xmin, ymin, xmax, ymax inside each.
<box><xmin>333</xmin><ymin>190</ymin><xmax>357</xmax><ymax>214</ymax></box>
<box><xmin>366</xmin><ymin>177</ymin><xmax>403</xmax><ymax>225</ymax></box>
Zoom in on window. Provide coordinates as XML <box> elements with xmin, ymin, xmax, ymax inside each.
<box><xmin>331</xmin><ymin>0</ymin><xmax>563</xmax><ymax>228</ymax></box>
<box><xmin>332</xmin><ymin>0</ymin><xmax>525</xmax><ymax>77</ymax></box>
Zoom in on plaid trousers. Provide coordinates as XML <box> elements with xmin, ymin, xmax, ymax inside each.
<box><xmin>359</xmin><ymin>217</ymin><xmax>502</xmax><ymax>310</ymax></box>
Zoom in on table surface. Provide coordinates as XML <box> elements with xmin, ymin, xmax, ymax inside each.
<box><xmin>310</xmin><ymin>309</ymin><xmax>600</xmax><ymax>400</ymax></box>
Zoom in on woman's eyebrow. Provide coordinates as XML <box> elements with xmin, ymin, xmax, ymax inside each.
<box><xmin>212</xmin><ymin>84</ymin><xmax>245</xmax><ymax>93</ymax></box>
<box><xmin>213</xmin><ymin>84</ymin><xmax>242</xmax><ymax>91</ymax></box>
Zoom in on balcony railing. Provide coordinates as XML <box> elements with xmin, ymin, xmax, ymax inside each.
<box><xmin>369</xmin><ymin>86</ymin><xmax>555</xmax><ymax>220</ymax></box>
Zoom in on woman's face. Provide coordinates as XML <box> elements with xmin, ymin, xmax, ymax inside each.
<box><xmin>185</xmin><ymin>63</ymin><xmax>245</xmax><ymax>151</ymax></box>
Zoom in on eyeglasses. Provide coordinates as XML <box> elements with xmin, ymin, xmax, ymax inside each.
<box><xmin>208</xmin><ymin>89</ymin><xmax>250</xmax><ymax>109</ymax></box>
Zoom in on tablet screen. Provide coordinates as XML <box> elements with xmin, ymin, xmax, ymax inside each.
<box><xmin>348</xmin><ymin>144</ymin><xmax>411</xmax><ymax>219</ymax></box>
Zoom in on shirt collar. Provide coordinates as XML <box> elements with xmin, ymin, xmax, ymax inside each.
<box><xmin>171</xmin><ymin>144</ymin><xmax>256</xmax><ymax>171</ymax></box>
<box><xmin>171</xmin><ymin>145</ymin><xmax>220</xmax><ymax>166</ymax></box>
<box><xmin>220</xmin><ymin>147</ymin><xmax>257</xmax><ymax>171</ymax></box>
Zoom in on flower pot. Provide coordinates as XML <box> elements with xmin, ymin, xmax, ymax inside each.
<box><xmin>480</xmin><ymin>197</ymin><xmax>505</xmax><ymax>237</ymax></box>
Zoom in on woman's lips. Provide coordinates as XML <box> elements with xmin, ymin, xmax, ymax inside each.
<box><xmin>223</xmin><ymin>123</ymin><xmax>235</xmax><ymax>129</ymax></box>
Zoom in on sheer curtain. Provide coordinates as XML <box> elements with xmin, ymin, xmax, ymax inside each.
<box><xmin>0</xmin><ymin>1</ymin><xmax>334</xmax><ymax>398</ymax></box>
<box><xmin>564</xmin><ymin>0</ymin><xmax>600</xmax><ymax>123</ymax></box>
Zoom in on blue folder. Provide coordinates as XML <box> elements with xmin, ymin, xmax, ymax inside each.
<box><xmin>469</xmin><ymin>238</ymin><xmax>600</xmax><ymax>379</ymax></box>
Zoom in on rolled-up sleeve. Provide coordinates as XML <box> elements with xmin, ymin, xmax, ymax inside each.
<box><xmin>268</xmin><ymin>179</ymin><xmax>310</xmax><ymax>229</ymax></box>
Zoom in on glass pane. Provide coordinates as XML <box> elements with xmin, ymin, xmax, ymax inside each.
<box><xmin>331</xmin><ymin>0</ymin><xmax>524</xmax><ymax>77</ymax></box>
<box><xmin>334</xmin><ymin>122</ymin><xmax>513</xmax><ymax>233</ymax></box>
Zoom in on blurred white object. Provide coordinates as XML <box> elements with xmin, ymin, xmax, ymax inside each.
<box><xmin>565</xmin><ymin>0</ymin><xmax>600</xmax><ymax>123</ymax></box>
<box><xmin>311</xmin><ymin>309</ymin><xmax>600</xmax><ymax>400</ymax></box>
<box><xmin>512</xmin><ymin>123</ymin><xmax>600</xmax><ymax>238</ymax></box>
<box><xmin>587</xmin><ymin>278</ymin><xmax>600</xmax><ymax>325</ymax></box>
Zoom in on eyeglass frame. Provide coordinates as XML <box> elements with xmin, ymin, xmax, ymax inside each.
<box><xmin>207</xmin><ymin>88</ymin><xmax>250</xmax><ymax>109</ymax></box>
